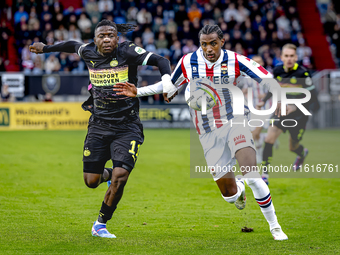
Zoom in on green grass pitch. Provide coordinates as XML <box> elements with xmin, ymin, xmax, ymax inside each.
<box><xmin>0</xmin><ymin>129</ymin><xmax>339</xmax><ymax>254</ymax></box>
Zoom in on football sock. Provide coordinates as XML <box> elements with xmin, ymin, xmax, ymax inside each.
<box><xmin>98</xmin><ymin>201</ymin><xmax>117</xmax><ymax>223</ymax></box>
<box><xmin>262</xmin><ymin>142</ymin><xmax>273</xmax><ymax>174</ymax></box>
<box><xmin>222</xmin><ymin>180</ymin><xmax>242</xmax><ymax>203</ymax></box>
<box><xmin>244</xmin><ymin>172</ymin><xmax>280</xmax><ymax>230</ymax></box>
<box><xmin>293</xmin><ymin>145</ymin><xmax>304</xmax><ymax>157</ymax></box>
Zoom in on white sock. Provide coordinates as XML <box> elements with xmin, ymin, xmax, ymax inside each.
<box><xmin>244</xmin><ymin>172</ymin><xmax>280</xmax><ymax>230</ymax></box>
<box><xmin>95</xmin><ymin>220</ymin><xmax>105</xmax><ymax>225</ymax></box>
<box><xmin>222</xmin><ymin>180</ymin><xmax>242</xmax><ymax>203</ymax></box>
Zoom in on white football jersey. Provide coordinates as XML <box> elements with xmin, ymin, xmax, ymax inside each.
<box><xmin>171</xmin><ymin>47</ymin><xmax>275</xmax><ymax>135</ymax></box>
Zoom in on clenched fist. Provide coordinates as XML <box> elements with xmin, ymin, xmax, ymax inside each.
<box><xmin>29</xmin><ymin>42</ymin><xmax>46</xmax><ymax>54</ymax></box>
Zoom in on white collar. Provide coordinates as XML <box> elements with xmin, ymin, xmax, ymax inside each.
<box><xmin>199</xmin><ymin>47</ymin><xmax>224</xmax><ymax>69</ymax></box>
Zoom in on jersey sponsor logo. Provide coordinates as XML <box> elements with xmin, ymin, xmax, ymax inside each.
<box><xmin>110</xmin><ymin>60</ymin><xmax>118</xmax><ymax>67</ymax></box>
<box><xmin>193</xmin><ymin>66</ymin><xmax>197</xmax><ymax>72</ymax></box>
<box><xmin>135</xmin><ymin>47</ymin><xmax>146</xmax><ymax>54</ymax></box>
<box><xmin>234</xmin><ymin>134</ymin><xmax>246</xmax><ymax>145</ymax></box>
<box><xmin>0</xmin><ymin>108</ymin><xmax>10</xmax><ymax>126</ymax></box>
<box><xmin>89</xmin><ymin>66</ymin><xmax>128</xmax><ymax>86</ymax></box>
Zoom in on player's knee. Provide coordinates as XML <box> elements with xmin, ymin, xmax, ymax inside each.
<box><xmin>83</xmin><ymin>174</ymin><xmax>100</xmax><ymax>189</ymax></box>
<box><xmin>84</xmin><ymin>179</ymin><xmax>100</xmax><ymax>189</ymax></box>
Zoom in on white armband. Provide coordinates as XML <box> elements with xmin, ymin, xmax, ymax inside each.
<box><xmin>136</xmin><ymin>82</ymin><xmax>163</xmax><ymax>97</ymax></box>
<box><xmin>162</xmin><ymin>74</ymin><xmax>177</xmax><ymax>97</ymax></box>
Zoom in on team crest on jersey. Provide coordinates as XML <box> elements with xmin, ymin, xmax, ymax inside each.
<box><xmin>221</xmin><ymin>64</ymin><xmax>228</xmax><ymax>74</ymax></box>
<box><xmin>84</xmin><ymin>149</ymin><xmax>91</xmax><ymax>157</ymax></box>
<box><xmin>110</xmin><ymin>59</ymin><xmax>118</xmax><ymax>67</ymax></box>
<box><xmin>135</xmin><ymin>47</ymin><xmax>146</xmax><ymax>54</ymax></box>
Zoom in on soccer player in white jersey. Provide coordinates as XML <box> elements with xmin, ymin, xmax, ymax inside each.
<box><xmin>239</xmin><ymin>55</ymin><xmax>273</xmax><ymax>182</ymax></box>
<box><xmin>114</xmin><ymin>25</ymin><xmax>288</xmax><ymax>240</ymax></box>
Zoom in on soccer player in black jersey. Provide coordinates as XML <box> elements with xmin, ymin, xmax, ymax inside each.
<box><xmin>29</xmin><ymin>19</ymin><xmax>177</xmax><ymax>238</ymax></box>
<box><xmin>258</xmin><ymin>44</ymin><xmax>319</xmax><ymax>184</ymax></box>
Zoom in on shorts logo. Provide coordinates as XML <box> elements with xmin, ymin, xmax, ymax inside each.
<box><xmin>234</xmin><ymin>134</ymin><xmax>246</xmax><ymax>145</ymax></box>
<box><xmin>84</xmin><ymin>149</ymin><xmax>91</xmax><ymax>157</ymax></box>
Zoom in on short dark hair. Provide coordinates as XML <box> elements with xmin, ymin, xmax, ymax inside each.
<box><xmin>198</xmin><ymin>25</ymin><xmax>224</xmax><ymax>40</ymax></box>
<box><xmin>95</xmin><ymin>19</ymin><xmax>137</xmax><ymax>34</ymax></box>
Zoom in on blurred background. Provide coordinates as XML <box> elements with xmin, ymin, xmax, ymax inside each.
<box><xmin>0</xmin><ymin>0</ymin><xmax>339</xmax><ymax>129</ymax></box>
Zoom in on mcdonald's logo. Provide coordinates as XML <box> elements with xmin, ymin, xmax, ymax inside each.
<box><xmin>0</xmin><ymin>108</ymin><xmax>10</xmax><ymax>126</ymax></box>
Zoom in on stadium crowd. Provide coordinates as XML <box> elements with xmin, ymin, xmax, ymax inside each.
<box><xmin>0</xmin><ymin>0</ymin><xmax>322</xmax><ymax>74</ymax></box>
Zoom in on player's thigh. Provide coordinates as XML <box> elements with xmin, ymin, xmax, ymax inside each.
<box><xmin>111</xmin><ymin>128</ymin><xmax>144</xmax><ymax>172</ymax></box>
<box><xmin>288</xmin><ymin>115</ymin><xmax>308</xmax><ymax>143</ymax></box>
<box><xmin>199</xmin><ymin>125</ymin><xmax>235</xmax><ymax>181</ymax></box>
<box><xmin>83</xmin><ymin>124</ymin><xmax>112</xmax><ymax>174</ymax></box>
<box><xmin>265</xmin><ymin>125</ymin><xmax>283</xmax><ymax>144</ymax></box>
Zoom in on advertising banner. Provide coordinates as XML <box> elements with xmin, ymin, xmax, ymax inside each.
<box><xmin>0</xmin><ymin>102</ymin><xmax>190</xmax><ymax>130</ymax></box>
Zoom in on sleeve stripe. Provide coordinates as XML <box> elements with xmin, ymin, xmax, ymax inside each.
<box><xmin>238</xmin><ymin>61</ymin><xmax>262</xmax><ymax>83</ymax></box>
<box><xmin>171</xmin><ymin>61</ymin><xmax>183</xmax><ymax>84</ymax></box>
<box><xmin>142</xmin><ymin>52</ymin><xmax>153</xmax><ymax>66</ymax></box>
<box><xmin>305</xmin><ymin>85</ymin><xmax>315</xmax><ymax>90</ymax></box>
<box><xmin>181</xmin><ymin>55</ymin><xmax>188</xmax><ymax>81</ymax></box>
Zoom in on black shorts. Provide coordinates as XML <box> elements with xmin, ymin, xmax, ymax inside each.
<box><xmin>83</xmin><ymin>117</ymin><xmax>144</xmax><ymax>174</ymax></box>
<box><xmin>271</xmin><ymin>112</ymin><xmax>308</xmax><ymax>142</ymax></box>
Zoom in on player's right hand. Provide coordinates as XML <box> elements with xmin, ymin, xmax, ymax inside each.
<box><xmin>113</xmin><ymin>82</ymin><xmax>137</xmax><ymax>97</ymax></box>
<box><xmin>256</xmin><ymin>101</ymin><xmax>265</xmax><ymax>110</ymax></box>
<box><xmin>29</xmin><ymin>42</ymin><xmax>46</xmax><ymax>54</ymax></box>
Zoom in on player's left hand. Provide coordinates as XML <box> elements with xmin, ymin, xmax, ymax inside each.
<box><xmin>29</xmin><ymin>42</ymin><xmax>45</xmax><ymax>54</ymax></box>
<box><xmin>113</xmin><ymin>82</ymin><xmax>137</xmax><ymax>97</ymax></box>
<box><xmin>286</xmin><ymin>104</ymin><xmax>297</xmax><ymax>115</ymax></box>
<box><xmin>164</xmin><ymin>90</ymin><xmax>178</xmax><ymax>103</ymax></box>
<box><xmin>275</xmin><ymin>102</ymin><xmax>289</xmax><ymax>117</ymax></box>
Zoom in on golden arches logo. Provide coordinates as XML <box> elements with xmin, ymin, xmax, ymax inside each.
<box><xmin>0</xmin><ymin>109</ymin><xmax>9</xmax><ymax>126</ymax></box>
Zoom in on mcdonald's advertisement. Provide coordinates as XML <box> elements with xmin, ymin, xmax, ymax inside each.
<box><xmin>0</xmin><ymin>103</ymin><xmax>191</xmax><ymax>130</ymax></box>
<box><xmin>0</xmin><ymin>102</ymin><xmax>91</xmax><ymax>130</ymax></box>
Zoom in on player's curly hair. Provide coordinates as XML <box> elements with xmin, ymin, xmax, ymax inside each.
<box><xmin>198</xmin><ymin>25</ymin><xmax>224</xmax><ymax>40</ymax></box>
<box><xmin>95</xmin><ymin>19</ymin><xmax>137</xmax><ymax>34</ymax></box>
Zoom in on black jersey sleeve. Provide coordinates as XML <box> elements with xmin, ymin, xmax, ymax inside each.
<box><xmin>124</xmin><ymin>43</ymin><xmax>171</xmax><ymax>76</ymax></box>
<box><xmin>43</xmin><ymin>41</ymin><xmax>84</xmax><ymax>54</ymax></box>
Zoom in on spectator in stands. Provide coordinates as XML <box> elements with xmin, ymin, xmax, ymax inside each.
<box><xmin>68</xmin><ymin>24</ymin><xmax>82</xmax><ymax>42</ymax></box>
<box><xmin>174</xmin><ymin>5</ymin><xmax>188</xmax><ymax>27</ymax></box>
<box><xmin>44</xmin><ymin>54</ymin><xmax>61</xmax><ymax>74</ymax></box>
<box><xmin>182</xmin><ymin>39</ymin><xmax>198</xmax><ymax>55</ymax></box>
<box><xmin>0</xmin><ymin>84</ymin><xmax>15</xmax><ymax>102</ymax></box>
<box><xmin>44</xmin><ymin>92</ymin><xmax>53</xmax><ymax>102</ymax></box>
<box><xmin>14</xmin><ymin>5</ymin><xmax>29</xmax><ymax>24</ymax></box>
<box><xmin>170</xmin><ymin>40</ymin><xmax>182</xmax><ymax>63</ymax></box>
<box><xmin>156</xmin><ymin>32</ymin><xmax>169</xmax><ymax>56</ymax></box>
<box><xmin>136</xmin><ymin>8</ymin><xmax>152</xmax><ymax>26</ymax></box>
<box><xmin>188</xmin><ymin>3</ymin><xmax>202</xmax><ymax>23</ymax></box>
<box><xmin>142</xmin><ymin>27</ymin><xmax>154</xmax><ymax>46</ymax></box>
<box><xmin>32</xmin><ymin>55</ymin><xmax>44</xmax><ymax>74</ymax></box>
<box><xmin>78</xmin><ymin>13</ymin><xmax>92</xmax><ymax>33</ymax></box>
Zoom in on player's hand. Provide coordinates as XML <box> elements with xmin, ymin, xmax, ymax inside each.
<box><xmin>286</xmin><ymin>104</ymin><xmax>297</xmax><ymax>115</ymax></box>
<box><xmin>256</xmin><ymin>101</ymin><xmax>265</xmax><ymax>110</ymax></box>
<box><xmin>275</xmin><ymin>102</ymin><xmax>289</xmax><ymax>117</ymax></box>
<box><xmin>29</xmin><ymin>42</ymin><xmax>46</xmax><ymax>54</ymax></box>
<box><xmin>113</xmin><ymin>82</ymin><xmax>137</xmax><ymax>97</ymax></box>
<box><xmin>164</xmin><ymin>90</ymin><xmax>178</xmax><ymax>103</ymax></box>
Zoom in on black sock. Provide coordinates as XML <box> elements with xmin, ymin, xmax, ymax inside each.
<box><xmin>98</xmin><ymin>202</ymin><xmax>116</xmax><ymax>223</ymax></box>
<box><xmin>293</xmin><ymin>145</ymin><xmax>304</xmax><ymax>157</ymax></box>
<box><xmin>262</xmin><ymin>143</ymin><xmax>273</xmax><ymax>173</ymax></box>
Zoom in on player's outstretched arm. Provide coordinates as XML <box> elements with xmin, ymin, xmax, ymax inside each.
<box><xmin>29</xmin><ymin>41</ymin><xmax>84</xmax><ymax>54</ymax></box>
<box><xmin>114</xmin><ymin>81</ymin><xmax>178</xmax><ymax>102</ymax></box>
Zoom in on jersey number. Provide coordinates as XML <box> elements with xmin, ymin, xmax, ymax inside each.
<box><xmin>129</xmin><ymin>140</ymin><xmax>140</xmax><ymax>162</ymax></box>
